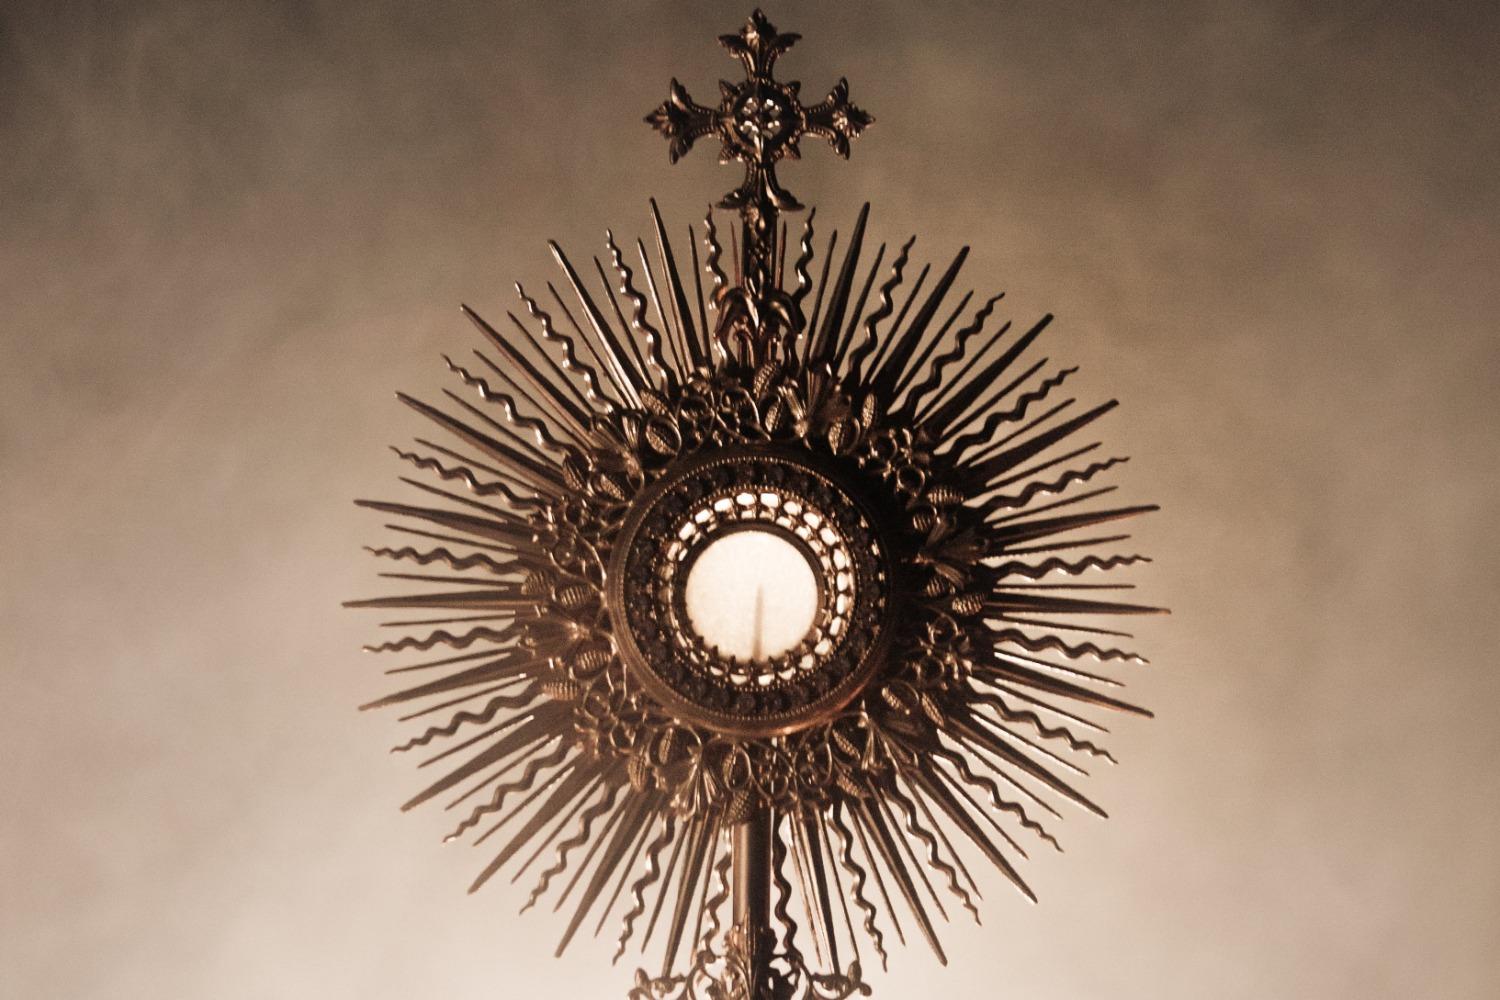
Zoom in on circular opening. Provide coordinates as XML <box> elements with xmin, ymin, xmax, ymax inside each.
<box><xmin>683</xmin><ymin>529</ymin><xmax>820</xmax><ymax>661</ymax></box>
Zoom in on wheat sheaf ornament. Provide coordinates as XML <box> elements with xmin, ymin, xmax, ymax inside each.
<box><xmin>348</xmin><ymin>11</ymin><xmax>1164</xmax><ymax>999</ymax></box>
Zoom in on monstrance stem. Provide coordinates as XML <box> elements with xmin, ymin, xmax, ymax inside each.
<box><xmin>732</xmin><ymin>805</ymin><xmax>775</xmax><ymax>999</ymax></box>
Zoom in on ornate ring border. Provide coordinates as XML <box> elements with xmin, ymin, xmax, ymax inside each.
<box><xmin>607</xmin><ymin>443</ymin><xmax>900</xmax><ymax>739</ymax></box>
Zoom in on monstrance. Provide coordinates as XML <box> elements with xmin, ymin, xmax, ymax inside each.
<box><xmin>348</xmin><ymin>11</ymin><xmax>1164</xmax><ymax>999</ymax></box>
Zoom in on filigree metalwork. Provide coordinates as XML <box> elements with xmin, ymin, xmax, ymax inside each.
<box><xmin>350</xmin><ymin>10</ymin><xmax>1163</xmax><ymax>1000</ymax></box>
<box><xmin>647</xmin><ymin>9</ymin><xmax>872</xmax><ymax>366</ymax></box>
<box><xmin>645</xmin><ymin>10</ymin><xmax>871</xmax><ymax>220</ymax></box>
<box><xmin>615</xmin><ymin>454</ymin><xmax>890</xmax><ymax>738</ymax></box>
<box><xmin>630</xmin><ymin>924</ymin><xmax>871</xmax><ymax>1000</ymax></box>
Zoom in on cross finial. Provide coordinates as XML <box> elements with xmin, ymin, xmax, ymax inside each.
<box><xmin>646</xmin><ymin>9</ymin><xmax>873</xmax><ymax>222</ymax></box>
<box><xmin>645</xmin><ymin>10</ymin><xmax>873</xmax><ymax>365</ymax></box>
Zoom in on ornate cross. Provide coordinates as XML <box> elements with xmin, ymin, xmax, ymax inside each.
<box><xmin>647</xmin><ymin>9</ymin><xmax>873</xmax><ymax>361</ymax></box>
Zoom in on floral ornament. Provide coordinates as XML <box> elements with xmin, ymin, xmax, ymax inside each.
<box><xmin>349</xmin><ymin>11</ymin><xmax>1162</xmax><ymax>1000</ymax></box>
<box><xmin>645</xmin><ymin>9</ymin><xmax>872</xmax><ymax>215</ymax></box>
<box><xmin>647</xmin><ymin>10</ymin><xmax>872</xmax><ymax>366</ymax></box>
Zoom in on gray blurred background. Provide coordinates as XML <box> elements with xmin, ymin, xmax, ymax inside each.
<box><xmin>2</xmin><ymin>1</ymin><xmax>1497</xmax><ymax>997</ymax></box>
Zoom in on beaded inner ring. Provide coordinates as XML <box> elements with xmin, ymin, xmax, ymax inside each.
<box><xmin>609</xmin><ymin>446</ymin><xmax>894</xmax><ymax>737</ymax></box>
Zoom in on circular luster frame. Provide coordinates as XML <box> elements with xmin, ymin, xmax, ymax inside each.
<box><xmin>608</xmin><ymin>446</ymin><xmax>895</xmax><ymax>738</ymax></box>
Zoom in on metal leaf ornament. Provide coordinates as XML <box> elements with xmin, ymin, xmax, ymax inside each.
<box><xmin>348</xmin><ymin>11</ymin><xmax>1164</xmax><ymax>1000</ymax></box>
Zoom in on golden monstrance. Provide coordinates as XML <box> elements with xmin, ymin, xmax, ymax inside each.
<box><xmin>347</xmin><ymin>11</ymin><xmax>1165</xmax><ymax>999</ymax></box>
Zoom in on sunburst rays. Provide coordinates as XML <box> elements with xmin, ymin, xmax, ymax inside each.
<box><xmin>349</xmin><ymin>201</ymin><xmax>1161</xmax><ymax>998</ymax></box>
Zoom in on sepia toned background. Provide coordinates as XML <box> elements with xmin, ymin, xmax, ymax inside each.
<box><xmin>3</xmin><ymin>1</ymin><xmax>1497</xmax><ymax>997</ymax></box>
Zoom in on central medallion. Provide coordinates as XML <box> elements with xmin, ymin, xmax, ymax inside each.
<box><xmin>609</xmin><ymin>447</ymin><xmax>894</xmax><ymax>738</ymax></box>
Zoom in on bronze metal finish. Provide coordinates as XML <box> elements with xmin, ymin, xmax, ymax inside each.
<box><xmin>647</xmin><ymin>8</ymin><xmax>871</xmax><ymax>366</ymax></box>
<box><xmin>349</xmin><ymin>10</ymin><xmax>1164</xmax><ymax>1000</ymax></box>
<box><xmin>607</xmin><ymin>444</ymin><xmax>895</xmax><ymax>739</ymax></box>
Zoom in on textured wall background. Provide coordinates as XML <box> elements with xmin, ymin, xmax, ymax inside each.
<box><xmin>3</xmin><ymin>1</ymin><xmax>1497</xmax><ymax>997</ymax></box>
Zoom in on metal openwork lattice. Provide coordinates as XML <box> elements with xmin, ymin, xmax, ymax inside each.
<box><xmin>348</xmin><ymin>11</ymin><xmax>1164</xmax><ymax>999</ymax></box>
